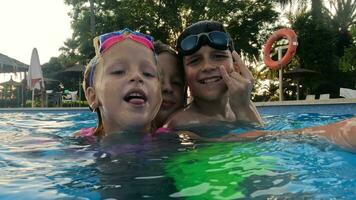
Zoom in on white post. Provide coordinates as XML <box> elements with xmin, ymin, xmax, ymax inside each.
<box><xmin>277</xmin><ymin>45</ymin><xmax>289</xmax><ymax>101</ymax></box>
<box><xmin>296</xmin><ymin>79</ymin><xmax>300</xmax><ymax>100</ymax></box>
<box><xmin>31</xmin><ymin>89</ymin><xmax>35</xmax><ymax>108</ymax></box>
<box><xmin>78</xmin><ymin>79</ymin><xmax>81</xmax><ymax>107</ymax></box>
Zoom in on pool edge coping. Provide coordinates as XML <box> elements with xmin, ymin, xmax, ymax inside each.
<box><xmin>0</xmin><ymin>98</ymin><xmax>355</xmax><ymax>111</ymax></box>
<box><xmin>254</xmin><ymin>98</ymin><xmax>356</xmax><ymax>106</ymax></box>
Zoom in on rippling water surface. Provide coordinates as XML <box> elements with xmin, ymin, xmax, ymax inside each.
<box><xmin>0</xmin><ymin>106</ymin><xmax>355</xmax><ymax>199</ymax></box>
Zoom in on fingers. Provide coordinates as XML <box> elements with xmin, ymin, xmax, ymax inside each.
<box><xmin>230</xmin><ymin>70</ymin><xmax>254</xmax><ymax>86</ymax></box>
<box><xmin>232</xmin><ymin>51</ymin><xmax>254</xmax><ymax>81</ymax></box>
<box><xmin>220</xmin><ymin>65</ymin><xmax>253</xmax><ymax>86</ymax></box>
<box><xmin>219</xmin><ymin>65</ymin><xmax>233</xmax><ymax>87</ymax></box>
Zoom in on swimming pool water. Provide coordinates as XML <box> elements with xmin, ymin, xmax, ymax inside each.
<box><xmin>0</xmin><ymin>104</ymin><xmax>355</xmax><ymax>199</ymax></box>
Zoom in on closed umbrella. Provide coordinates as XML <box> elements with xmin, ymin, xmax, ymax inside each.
<box><xmin>27</xmin><ymin>48</ymin><xmax>45</xmax><ymax>107</ymax></box>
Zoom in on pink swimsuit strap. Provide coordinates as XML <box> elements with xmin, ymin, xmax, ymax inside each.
<box><xmin>155</xmin><ymin>127</ymin><xmax>172</xmax><ymax>134</ymax></box>
<box><xmin>78</xmin><ymin>127</ymin><xmax>97</xmax><ymax>143</ymax></box>
<box><xmin>149</xmin><ymin>127</ymin><xmax>173</xmax><ymax>138</ymax></box>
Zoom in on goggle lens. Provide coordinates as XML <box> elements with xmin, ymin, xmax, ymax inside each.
<box><xmin>209</xmin><ymin>32</ymin><xmax>229</xmax><ymax>48</ymax></box>
<box><xmin>181</xmin><ymin>35</ymin><xmax>199</xmax><ymax>52</ymax></box>
<box><xmin>180</xmin><ymin>31</ymin><xmax>230</xmax><ymax>55</ymax></box>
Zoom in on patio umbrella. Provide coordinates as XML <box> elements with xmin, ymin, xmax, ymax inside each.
<box><xmin>284</xmin><ymin>68</ymin><xmax>320</xmax><ymax>100</ymax></box>
<box><xmin>0</xmin><ymin>76</ymin><xmax>22</xmax><ymax>106</ymax></box>
<box><xmin>0</xmin><ymin>53</ymin><xmax>29</xmax><ymax>107</ymax></box>
<box><xmin>0</xmin><ymin>76</ymin><xmax>22</xmax><ymax>87</ymax></box>
<box><xmin>59</xmin><ymin>64</ymin><xmax>85</xmax><ymax>106</ymax></box>
<box><xmin>0</xmin><ymin>53</ymin><xmax>28</xmax><ymax>73</ymax></box>
<box><xmin>27</xmin><ymin>48</ymin><xmax>45</xmax><ymax>107</ymax></box>
<box><xmin>43</xmin><ymin>77</ymin><xmax>60</xmax><ymax>83</ymax></box>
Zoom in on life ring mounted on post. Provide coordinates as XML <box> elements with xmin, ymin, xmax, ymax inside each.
<box><xmin>263</xmin><ymin>28</ymin><xmax>298</xmax><ymax>70</ymax></box>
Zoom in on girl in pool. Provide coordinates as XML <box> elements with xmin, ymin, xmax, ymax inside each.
<box><xmin>153</xmin><ymin>41</ymin><xmax>186</xmax><ymax>128</ymax></box>
<box><xmin>77</xmin><ymin>35</ymin><xmax>187</xmax><ymax>198</ymax></box>
<box><xmin>165</xmin><ymin>20</ymin><xmax>263</xmax><ymax>129</ymax></box>
<box><xmin>78</xmin><ymin>28</ymin><xmax>162</xmax><ymax>145</ymax></box>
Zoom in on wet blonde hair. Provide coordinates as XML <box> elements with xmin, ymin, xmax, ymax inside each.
<box><xmin>82</xmin><ymin>56</ymin><xmax>105</xmax><ymax>137</ymax></box>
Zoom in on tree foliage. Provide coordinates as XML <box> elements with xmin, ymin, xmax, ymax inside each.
<box><xmin>292</xmin><ymin>13</ymin><xmax>338</xmax><ymax>73</ymax></box>
<box><xmin>39</xmin><ymin>0</ymin><xmax>355</xmax><ymax>101</ymax></box>
<box><xmin>339</xmin><ymin>25</ymin><xmax>356</xmax><ymax>73</ymax></box>
<box><xmin>340</xmin><ymin>45</ymin><xmax>356</xmax><ymax>73</ymax></box>
<box><xmin>62</xmin><ymin>0</ymin><xmax>278</xmax><ymax>64</ymax></box>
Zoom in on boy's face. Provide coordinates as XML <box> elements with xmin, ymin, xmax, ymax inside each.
<box><xmin>155</xmin><ymin>52</ymin><xmax>185</xmax><ymax>125</ymax></box>
<box><xmin>183</xmin><ymin>45</ymin><xmax>233</xmax><ymax>101</ymax></box>
<box><xmin>95</xmin><ymin>40</ymin><xmax>162</xmax><ymax>132</ymax></box>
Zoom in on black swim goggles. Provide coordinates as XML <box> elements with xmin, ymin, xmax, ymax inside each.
<box><xmin>179</xmin><ymin>31</ymin><xmax>230</xmax><ymax>56</ymax></box>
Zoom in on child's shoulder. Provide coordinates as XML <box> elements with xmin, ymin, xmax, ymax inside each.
<box><xmin>164</xmin><ymin>107</ymin><xmax>200</xmax><ymax>128</ymax></box>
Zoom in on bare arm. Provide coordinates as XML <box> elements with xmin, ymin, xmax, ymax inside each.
<box><xmin>299</xmin><ymin>117</ymin><xmax>356</xmax><ymax>151</ymax></box>
<box><xmin>232</xmin><ymin>100</ymin><xmax>264</xmax><ymax>125</ymax></box>
<box><xmin>177</xmin><ymin>118</ymin><xmax>356</xmax><ymax>151</ymax></box>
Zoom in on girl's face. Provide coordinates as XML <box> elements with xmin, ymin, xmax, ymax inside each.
<box><xmin>94</xmin><ymin>40</ymin><xmax>162</xmax><ymax>133</ymax></box>
<box><xmin>155</xmin><ymin>52</ymin><xmax>185</xmax><ymax>125</ymax></box>
<box><xmin>183</xmin><ymin>45</ymin><xmax>233</xmax><ymax>101</ymax></box>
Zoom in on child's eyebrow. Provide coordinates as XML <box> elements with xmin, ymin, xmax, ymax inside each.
<box><xmin>211</xmin><ymin>49</ymin><xmax>229</xmax><ymax>54</ymax></box>
<box><xmin>140</xmin><ymin>59</ymin><xmax>157</xmax><ymax>70</ymax></box>
<box><xmin>104</xmin><ymin>59</ymin><xmax>127</xmax><ymax>71</ymax></box>
<box><xmin>185</xmin><ymin>53</ymin><xmax>201</xmax><ymax>61</ymax></box>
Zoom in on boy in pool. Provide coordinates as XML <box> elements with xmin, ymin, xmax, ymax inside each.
<box><xmin>165</xmin><ymin>20</ymin><xmax>263</xmax><ymax>129</ymax></box>
<box><xmin>164</xmin><ymin>20</ymin><xmax>356</xmax><ymax>151</ymax></box>
<box><xmin>153</xmin><ymin>41</ymin><xmax>186</xmax><ymax>128</ymax></box>
<box><xmin>78</xmin><ymin>28</ymin><xmax>162</xmax><ymax>145</ymax></box>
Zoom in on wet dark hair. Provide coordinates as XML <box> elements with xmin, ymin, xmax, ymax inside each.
<box><xmin>176</xmin><ymin>20</ymin><xmax>235</xmax><ymax>60</ymax></box>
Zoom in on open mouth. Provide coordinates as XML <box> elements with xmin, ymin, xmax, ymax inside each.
<box><xmin>123</xmin><ymin>90</ymin><xmax>147</xmax><ymax>105</ymax></box>
<box><xmin>198</xmin><ymin>76</ymin><xmax>222</xmax><ymax>84</ymax></box>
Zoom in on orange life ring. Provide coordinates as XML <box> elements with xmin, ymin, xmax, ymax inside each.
<box><xmin>263</xmin><ymin>28</ymin><xmax>298</xmax><ymax>70</ymax></box>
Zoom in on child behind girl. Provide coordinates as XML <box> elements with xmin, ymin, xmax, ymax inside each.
<box><xmin>153</xmin><ymin>41</ymin><xmax>186</xmax><ymax>128</ymax></box>
<box><xmin>78</xmin><ymin>28</ymin><xmax>162</xmax><ymax>145</ymax></box>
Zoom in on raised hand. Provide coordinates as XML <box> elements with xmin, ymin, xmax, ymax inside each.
<box><xmin>219</xmin><ymin>51</ymin><xmax>263</xmax><ymax>125</ymax></box>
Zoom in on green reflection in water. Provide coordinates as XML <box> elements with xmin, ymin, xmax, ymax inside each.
<box><xmin>165</xmin><ymin>142</ymin><xmax>277</xmax><ymax>199</ymax></box>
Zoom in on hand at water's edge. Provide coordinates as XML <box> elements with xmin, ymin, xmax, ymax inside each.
<box><xmin>300</xmin><ymin>117</ymin><xmax>356</xmax><ymax>152</ymax></box>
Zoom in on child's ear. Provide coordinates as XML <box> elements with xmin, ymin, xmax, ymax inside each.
<box><xmin>85</xmin><ymin>87</ymin><xmax>99</xmax><ymax>110</ymax></box>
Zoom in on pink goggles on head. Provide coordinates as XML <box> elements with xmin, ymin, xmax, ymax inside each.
<box><xmin>88</xmin><ymin>28</ymin><xmax>156</xmax><ymax>87</ymax></box>
<box><xmin>94</xmin><ymin>28</ymin><xmax>154</xmax><ymax>54</ymax></box>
